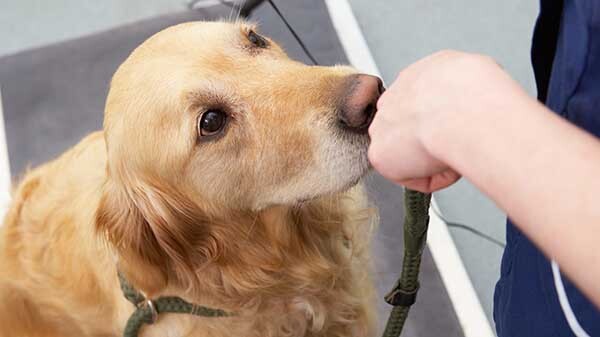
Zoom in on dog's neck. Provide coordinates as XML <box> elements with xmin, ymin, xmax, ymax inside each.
<box><xmin>112</xmin><ymin>194</ymin><xmax>356</xmax><ymax>311</ymax></box>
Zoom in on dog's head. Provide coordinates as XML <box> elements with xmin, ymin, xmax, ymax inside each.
<box><xmin>97</xmin><ymin>21</ymin><xmax>381</xmax><ymax>289</ymax></box>
<box><xmin>103</xmin><ymin>21</ymin><xmax>381</xmax><ymax>209</ymax></box>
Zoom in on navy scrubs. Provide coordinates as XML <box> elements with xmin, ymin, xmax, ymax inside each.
<box><xmin>493</xmin><ymin>0</ymin><xmax>600</xmax><ymax>336</ymax></box>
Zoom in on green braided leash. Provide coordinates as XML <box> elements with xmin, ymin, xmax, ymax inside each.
<box><xmin>118</xmin><ymin>273</ymin><xmax>231</xmax><ymax>337</ymax></box>
<box><xmin>382</xmin><ymin>189</ymin><xmax>432</xmax><ymax>337</ymax></box>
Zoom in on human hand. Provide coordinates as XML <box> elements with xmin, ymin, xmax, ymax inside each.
<box><xmin>368</xmin><ymin>50</ymin><xmax>521</xmax><ymax>193</ymax></box>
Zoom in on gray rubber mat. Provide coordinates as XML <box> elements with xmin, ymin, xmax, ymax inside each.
<box><xmin>0</xmin><ymin>1</ymin><xmax>463</xmax><ymax>335</ymax></box>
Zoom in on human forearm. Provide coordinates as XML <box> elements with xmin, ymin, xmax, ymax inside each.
<box><xmin>425</xmin><ymin>90</ymin><xmax>600</xmax><ymax>306</ymax></box>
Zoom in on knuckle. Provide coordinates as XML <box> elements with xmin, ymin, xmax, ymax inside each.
<box><xmin>437</xmin><ymin>49</ymin><xmax>456</xmax><ymax>56</ymax></box>
<box><xmin>376</xmin><ymin>94</ymin><xmax>388</xmax><ymax>109</ymax></box>
<box><xmin>367</xmin><ymin>145</ymin><xmax>378</xmax><ymax>164</ymax></box>
<box><xmin>435</xmin><ymin>49</ymin><xmax>462</xmax><ymax>59</ymax></box>
<box><xmin>470</xmin><ymin>53</ymin><xmax>498</xmax><ymax>67</ymax></box>
<box><xmin>367</xmin><ymin>145</ymin><xmax>383</xmax><ymax>170</ymax></box>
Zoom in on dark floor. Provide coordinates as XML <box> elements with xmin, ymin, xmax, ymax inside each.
<box><xmin>0</xmin><ymin>1</ymin><xmax>463</xmax><ymax>335</ymax></box>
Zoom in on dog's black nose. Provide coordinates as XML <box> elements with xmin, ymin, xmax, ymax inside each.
<box><xmin>338</xmin><ymin>74</ymin><xmax>384</xmax><ymax>133</ymax></box>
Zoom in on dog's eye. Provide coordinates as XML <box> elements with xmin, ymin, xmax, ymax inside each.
<box><xmin>198</xmin><ymin>110</ymin><xmax>227</xmax><ymax>137</ymax></box>
<box><xmin>247</xmin><ymin>30</ymin><xmax>268</xmax><ymax>48</ymax></box>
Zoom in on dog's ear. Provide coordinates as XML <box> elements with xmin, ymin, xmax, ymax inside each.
<box><xmin>95</xmin><ymin>178</ymin><xmax>209</xmax><ymax>294</ymax></box>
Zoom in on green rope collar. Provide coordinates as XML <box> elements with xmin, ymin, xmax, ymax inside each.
<box><xmin>118</xmin><ymin>273</ymin><xmax>231</xmax><ymax>337</ymax></box>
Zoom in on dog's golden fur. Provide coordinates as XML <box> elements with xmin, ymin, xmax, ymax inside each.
<box><xmin>0</xmin><ymin>21</ymin><xmax>377</xmax><ymax>337</ymax></box>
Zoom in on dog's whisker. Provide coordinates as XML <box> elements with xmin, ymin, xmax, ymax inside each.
<box><xmin>228</xmin><ymin>4</ymin><xmax>235</xmax><ymax>22</ymax></box>
<box><xmin>234</xmin><ymin>3</ymin><xmax>243</xmax><ymax>23</ymax></box>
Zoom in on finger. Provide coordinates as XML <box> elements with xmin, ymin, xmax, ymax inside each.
<box><xmin>428</xmin><ymin>170</ymin><xmax>461</xmax><ymax>191</ymax></box>
<box><xmin>397</xmin><ymin>177</ymin><xmax>435</xmax><ymax>193</ymax></box>
<box><xmin>397</xmin><ymin>170</ymin><xmax>461</xmax><ymax>193</ymax></box>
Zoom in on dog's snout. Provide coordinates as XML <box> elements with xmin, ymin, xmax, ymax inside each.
<box><xmin>338</xmin><ymin>74</ymin><xmax>383</xmax><ymax>133</ymax></box>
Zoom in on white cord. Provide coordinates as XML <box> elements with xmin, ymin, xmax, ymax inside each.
<box><xmin>551</xmin><ymin>260</ymin><xmax>591</xmax><ymax>337</ymax></box>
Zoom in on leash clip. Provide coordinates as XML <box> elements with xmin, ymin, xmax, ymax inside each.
<box><xmin>137</xmin><ymin>299</ymin><xmax>158</xmax><ymax>324</ymax></box>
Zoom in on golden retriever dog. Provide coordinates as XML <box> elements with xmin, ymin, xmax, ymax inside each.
<box><xmin>0</xmin><ymin>21</ymin><xmax>383</xmax><ymax>337</ymax></box>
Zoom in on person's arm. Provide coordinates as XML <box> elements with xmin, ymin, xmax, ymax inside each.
<box><xmin>368</xmin><ymin>50</ymin><xmax>600</xmax><ymax>307</ymax></box>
